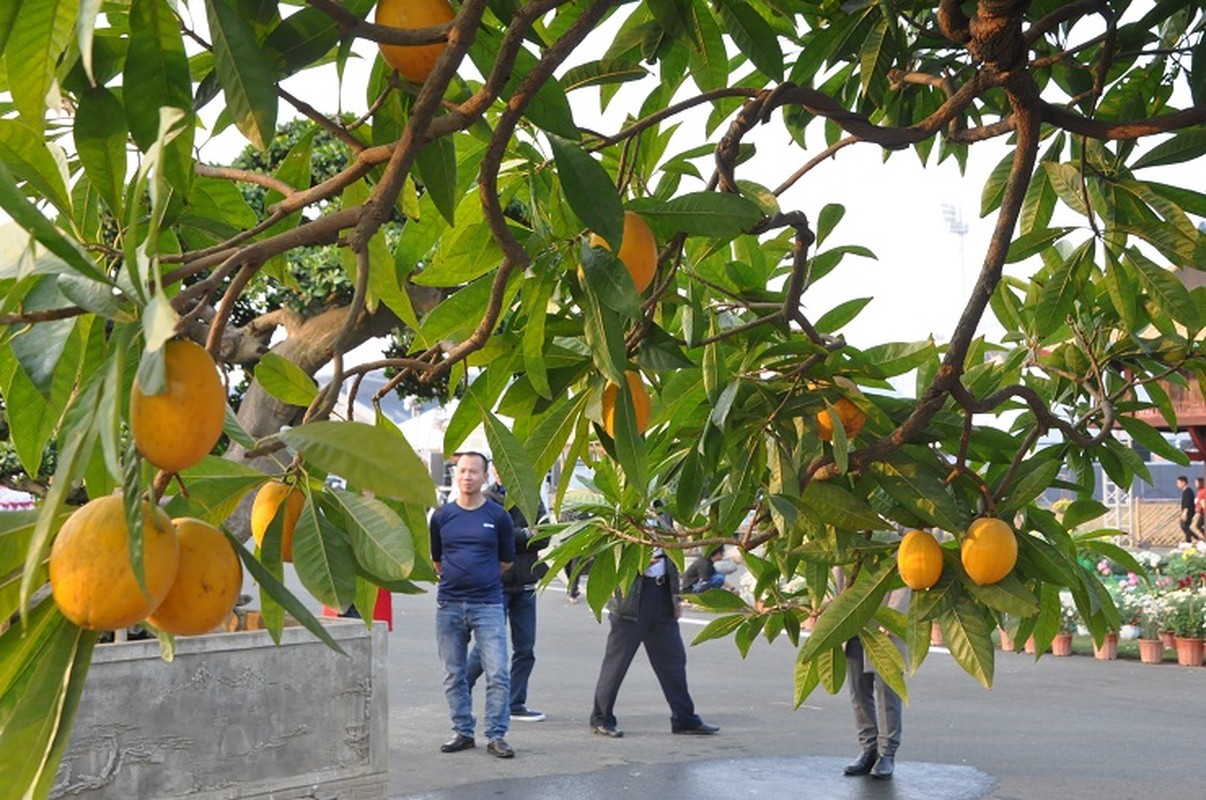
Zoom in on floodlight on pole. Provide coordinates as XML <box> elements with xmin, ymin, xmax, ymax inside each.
<box><xmin>940</xmin><ymin>203</ymin><xmax>968</xmax><ymax>296</ymax></box>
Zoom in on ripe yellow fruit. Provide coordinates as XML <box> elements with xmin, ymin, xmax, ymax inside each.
<box><xmin>896</xmin><ymin>529</ymin><xmax>944</xmax><ymax>590</ymax></box>
<box><xmin>130</xmin><ymin>339</ymin><xmax>226</xmax><ymax>473</ymax></box>
<box><xmin>50</xmin><ymin>495</ymin><xmax>180</xmax><ymax>631</ymax></box>
<box><xmin>817</xmin><ymin>397</ymin><xmax>866</xmax><ymax>441</ymax></box>
<box><xmin>251</xmin><ymin>480</ymin><xmax>305</xmax><ymax>562</ymax></box>
<box><xmin>960</xmin><ymin>517</ymin><xmax>1018</xmax><ymax>585</ymax></box>
<box><xmin>147</xmin><ymin>518</ymin><xmax>243</xmax><ymax>635</ymax></box>
<box><xmin>589</xmin><ymin>211</ymin><xmax>658</xmax><ymax>293</ymax></box>
<box><xmin>601</xmin><ymin>371</ymin><xmax>652</xmax><ymax>438</ymax></box>
<box><xmin>376</xmin><ymin>0</ymin><xmax>457</xmax><ymax>84</ymax></box>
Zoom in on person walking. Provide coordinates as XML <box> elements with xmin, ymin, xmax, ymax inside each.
<box><xmin>1195</xmin><ymin>477</ymin><xmax>1206</xmax><ymax>538</ymax></box>
<box><xmin>1176</xmin><ymin>476</ymin><xmax>1201</xmax><ymax>543</ymax></box>
<box><xmin>589</xmin><ymin>510</ymin><xmax>718</xmax><ymax>738</ymax></box>
<box><xmin>429</xmin><ymin>451</ymin><xmax>517</xmax><ymax>758</ymax></box>
<box><xmin>466</xmin><ymin>468</ymin><xmax>548</xmax><ymax>722</ymax></box>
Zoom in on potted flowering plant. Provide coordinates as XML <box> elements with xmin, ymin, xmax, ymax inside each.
<box><xmin>1164</xmin><ymin>543</ymin><xmax>1206</xmax><ymax>589</ymax></box>
<box><xmin>1052</xmin><ymin>595</ymin><xmax>1078</xmax><ymax>656</ymax></box>
<box><xmin>1164</xmin><ymin>589</ymin><xmax>1206</xmax><ymax>667</ymax></box>
<box><xmin>1133</xmin><ymin>592</ymin><xmax>1168</xmax><ymax>664</ymax></box>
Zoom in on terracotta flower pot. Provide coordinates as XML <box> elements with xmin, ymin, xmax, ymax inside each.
<box><xmin>1174</xmin><ymin>636</ymin><xmax>1205</xmax><ymax>667</ymax></box>
<box><xmin>1137</xmin><ymin>638</ymin><xmax>1164</xmax><ymax>664</ymax></box>
<box><xmin>1093</xmin><ymin>632</ymin><xmax>1118</xmax><ymax>661</ymax></box>
<box><xmin>1023</xmin><ymin>635</ymin><xmax>1036</xmax><ymax>654</ymax></box>
<box><xmin>931</xmin><ymin>620</ymin><xmax>944</xmax><ymax>646</ymax></box>
<box><xmin>1051</xmin><ymin>632</ymin><xmax>1074</xmax><ymax>657</ymax></box>
<box><xmin>1161</xmin><ymin>630</ymin><xmax>1177</xmax><ymax>650</ymax></box>
<box><xmin>998</xmin><ymin>628</ymin><xmax>1015</xmax><ymax>652</ymax></box>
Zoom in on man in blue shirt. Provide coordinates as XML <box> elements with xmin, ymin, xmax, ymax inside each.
<box><xmin>430</xmin><ymin>451</ymin><xmax>516</xmax><ymax>758</ymax></box>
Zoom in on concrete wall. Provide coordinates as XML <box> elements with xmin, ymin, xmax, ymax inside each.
<box><xmin>52</xmin><ymin>619</ymin><xmax>387</xmax><ymax>799</ymax></box>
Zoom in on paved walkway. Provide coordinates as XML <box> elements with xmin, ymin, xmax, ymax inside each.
<box><xmin>381</xmin><ymin>583</ymin><xmax>1206</xmax><ymax>800</ymax></box>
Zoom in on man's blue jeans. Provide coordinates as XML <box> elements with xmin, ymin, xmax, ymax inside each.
<box><xmin>467</xmin><ymin>589</ymin><xmax>537</xmax><ymax>710</ymax></box>
<box><xmin>436</xmin><ymin>601</ymin><xmax>510</xmax><ymax>740</ymax></box>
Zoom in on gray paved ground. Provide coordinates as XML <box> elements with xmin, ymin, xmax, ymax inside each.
<box><xmin>377</xmin><ymin>583</ymin><xmax>1206</xmax><ymax>800</ymax></box>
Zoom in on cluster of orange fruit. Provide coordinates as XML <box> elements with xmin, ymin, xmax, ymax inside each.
<box><xmin>896</xmin><ymin>517</ymin><xmax>1019</xmax><ymax>591</ymax></box>
<box><xmin>49</xmin><ymin>340</ymin><xmax>305</xmax><ymax>636</ymax></box>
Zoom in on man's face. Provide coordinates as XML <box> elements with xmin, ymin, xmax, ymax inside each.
<box><xmin>1178</xmin><ymin>479</ymin><xmax>1188</xmax><ymax>489</ymax></box>
<box><xmin>455</xmin><ymin>454</ymin><xmax>488</xmax><ymax>496</ymax></box>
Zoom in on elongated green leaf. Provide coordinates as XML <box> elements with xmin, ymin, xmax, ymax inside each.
<box><xmin>0</xmin><ymin>120</ymin><xmax>71</xmax><ymax>218</ymax></box>
<box><xmin>124</xmin><ymin>0</ymin><xmax>192</xmax><ymax>151</ymax></box>
<box><xmin>579</xmin><ymin>240</ymin><xmax>641</xmax><ymax>318</ymax></box>
<box><xmin>1005</xmin><ymin>226</ymin><xmax>1077</xmax><ymax>263</ymax></box>
<box><xmin>478</xmin><ymin>408</ymin><xmax>542</xmax><ymax>527</ymax></box>
<box><xmin>937</xmin><ymin>599</ymin><xmax>994</xmax><ymax>688</ymax></box>
<box><xmin>1116</xmin><ymin>416</ymin><xmax>1190</xmax><ymax>466</ymax></box>
<box><xmin>714</xmin><ymin>0</ymin><xmax>783</xmax><ymax>80</ymax></box>
<box><xmin>582</xmin><ymin>294</ymin><xmax>628</xmax><ymax>385</ymax></box>
<box><xmin>0</xmin><ymin>602</ymin><xmax>96</xmax><ymax>799</ymax></box>
<box><xmin>1132</xmin><ymin>129</ymin><xmax>1206</xmax><ymax>170</ymax></box>
<box><xmin>798</xmin><ymin>562</ymin><xmax>895</xmax><ymax>662</ymax></box>
<box><xmin>229</xmin><ymin>529</ymin><xmax>348</xmax><ymax>656</ymax></box>
<box><xmin>279</xmin><ymin>420</ymin><xmax>436</xmax><ymax>507</ymax></box>
<box><xmin>870</xmin><ymin>458</ymin><xmax>965</xmax><ymax>533</ymax></box>
<box><xmin>857</xmin><ymin>340</ymin><xmax>936</xmax><ymax>378</ymax></box>
<box><xmin>636</xmin><ymin>192</ymin><xmax>763</xmax><ymax>239</ymax></box>
<box><xmin>551</xmin><ymin>135</ymin><xmax>624</xmax><ymax>248</ymax></box>
<box><xmin>6</xmin><ymin>0</ymin><xmax>75</xmax><ymax>134</ymax></box>
<box><xmin>207</xmin><ymin>0</ymin><xmax>278</xmax><ymax>150</ymax></box>
<box><xmin>0</xmin><ymin>164</ymin><xmax>107</xmax><ymax>283</ymax></box>
<box><xmin>561</xmin><ymin>59</ymin><xmax>649</xmax><ymax>92</ymax></box>
<box><xmin>73</xmin><ymin>88</ymin><xmax>127</xmax><ymax>217</ymax></box>
<box><xmin>686</xmin><ymin>1</ymin><xmax>727</xmax><ymax>92</ymax></box>
<box><xmin>963</xmin><ymin>572</ymin><xmax>1041</xmax><ymax>616</ymax></box>
<box><xmin>800</xmin><ymin>482</ymin><xmax>885</xmax><ymax>532</ymax></box>
<box><xmin>293</xmin><ymin>501</ymin><xmax>357</xmax><ymax>610</ymax></box>
<box><xmin>331</xmin><ymin>489</ymin><xmax>414</xmax><ymax>581</ymax></box>
<box><xmin>996</xmin><ymin>458</ymin><xmax>1062</xmax><ymax>515</ymax></box>
<box><xmin>1128</xmin><ymin>248</ymin><xmax>1200</xmax><ymax>328</ymax></box>
<box><xmin>1058</xmin><ymin>498</ymin><xmax>1109</xmax><ymax>531</ymax></box>
<box><xmin>691</xmin><ymin>612</ymin><xmax>746</xmax><ymax>644</ymax></box>
<box><xmin>816</xmin><ymin>297</ymin><xmax>872</xmax><ymax>333</ymax></box>
<box><xmin>415</xmin><ymin>134</ymin><xmax>459</xmax><ymax>227</ymax></box>
<box><xmin>253</xmin><ymin>351</ymin><xmax>318</xmax><ymax>407</ymax></box>
<box><xmin>164</xmin><ymin>455</ymin><xmax>268</xmax><ymax>526</ymax></box>
<box><xmin>860</xmin><ymin>626</ymin><xmax>908</xmax><ymax>701</ymax></box>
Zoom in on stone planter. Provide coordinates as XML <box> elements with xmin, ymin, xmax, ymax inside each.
<box><xmin>1093</xmin><ymin>632</ymin><xmax>1118</xmax><ymax>661</ymax></box>
<box><xmin>1137</xmin><ymin>638</ymin><xmax>1164</xmax><ymax>664</ymax></box>
<box><xmin>1174</xmin><ymin>636</ymin><xmax>1205</xmax><ymax>667</ymax></box>
<box><xmin>52</xmin><ymin>619</ymin><xmax>388</xmax><ymax>799</ymax></box>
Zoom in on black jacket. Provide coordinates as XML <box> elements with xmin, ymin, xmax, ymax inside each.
<box><xmin>607</xmin><ymin>557</ymin><xmax>682</xmax><ymax>620</ymax></box>
<box><xmin>486</xmin><ymin>483</ymin><xmax>548</xmax><ymax>593</ymax></box>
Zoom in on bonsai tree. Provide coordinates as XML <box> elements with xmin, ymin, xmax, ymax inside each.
<box><xmin>0</xmin><ymin>1</ymin><xmax>1203</xmax><ymax>792</ymax></box>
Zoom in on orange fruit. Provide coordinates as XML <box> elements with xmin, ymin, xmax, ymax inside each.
<box><xmin>817</xmin><ymin>397</ymin><xmax>866</xmax><ymax>441</ymax></box>
<box><xmin>589</xmin><ymin>211</ymin><xmax>657</xmax><ymax>293</ymax></box>
<box><xmin>49</xmin><ymin>495</ymin><xmax>180</xmax><ymax>630</ymax></box>
<box><xmin>960</xmin><ymin>517</ymin><xmax>1018</xmax><ymax>585</ymax></box>
<box><xmin>601</xmin><ymin>371</ymin><xmax>652</xmax><ymax>438</ymax></box>
<box><xmin>130</xmin><ymin>339</ymin><xmax>226</xmax><ymax>473</ymax></box>
<box><xmin>896</xmin><ymin>529</ymin><xmax>944</xmax><ymax>590</ymax></box>
<box><xmin>147</xmin><ymin>518</ymin><xmax>243</xmax><ymax>635</ymax></box>
<box><xmin>251</xmin><ymin>480</ymin><xmax>305</xmax><ymax>562</ymax></box>
<box><xmin>376</xmin><ymin>0</ymin><xmax>457</xmax><ymax>84</ymax></box>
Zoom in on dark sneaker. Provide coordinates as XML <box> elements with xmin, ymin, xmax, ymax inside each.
<box><xmin>671</xmin><ymin>722</ymin><xmax>719</xmax><ymax>735</ymax></box>
<box><xmin>511</xmin><ymin>706</ymin><xmax>546</xmax><ymax>722</ymax></box>
<box><xmin>487</xmin><ymin>738</ymin><xmax>515</xmax><ymax>758</ymax></box>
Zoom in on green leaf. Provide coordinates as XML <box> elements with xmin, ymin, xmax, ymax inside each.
<box><xmin>995</xmin><ymin>457</ymin><xmax>1062</xmax><ymax>515</ymax></box>
<box><xmin>0</xmin><ymin>120</ymin><xmax>71</xmax><ymax>217</ymax></box>
<box><xmin>798</xmin><ymin>562</ymin><xmax>895</xmax><ymax>663</ymax></box>
<box><xmin>292</xmin><ymin>501</ymin><xmax>357</xmax><ymax>610</ymax></box>
<box><xmin>415</xmin><ymin>134</ymin><xmax>459</xmax><ymax>227</ymax></box>
<box><xmin>478</xmin><ymin>408</ymin><xmax>543</xmax><ymax>528</ymax></box>
<box><xmin>1132</xmin><ymin>129</ymin><xmax>1206</xmax><ymax>170</ymax></box>
<box><xmin>1116</xmin><ymin>416</ymin><xmax>1190</xmax><ymax>466</ymax></box>
<box><xmin>73</xmin><ymin>88</ymin><xmax>127</xmax><ymax>217</ymax></box>
<box><xmin>124</xmin><ymin>0</ymin><xmax>192</xmax><ymax>152</ymax></box>
<box><xmin>5</xmin><ymin>0</ymin><xmax>74</xmax><ymax>134</ymax></box>
<box><xmin>713</xmin><ymin>0</ymin><xmax>784</xmax><ymax>81</ymax></box>
<box><xmin>0</xmin><ymin>163</ymin><xmax>107</xmax><ymax>283</ymax></box>
<box><xmin>799</xmin><ymin>482</ymin><xmax>886</xmax><ymax>532</ymax></box>
<box><xmin>550</xmin><ymin>135</ymin><xmax>624</xmax><ymax>248</ymax></box>
<box><xmin>579</xmin><ymin>240</ymin><xmax>641</xmax><ymax>318</ymax></box>
<box><xmin>962</xmin><ymin>572</ymin><xmax>1041</xmax><ymax>616</ymax></box>
<box><xmin>688</xmin><ymin>587</ymin><xmax>750</xmax><ymax>612</ymax></box>
<box><xmin>870</xmin><ymin>458</ymin><xmax>965</xmax><ymax>533</ymax></box>
<box><xmin>561</xmin><ymin>59</ymin><xmax>649</xmax><ymax>92</ymax></box>
<box><xmin>331</xmin><ymin>489</ymin><xmax>415</xmax><ymax>581</ymax></box>
<box><xmin>1058</xmin><ymin>498</ymin><xmax>1109</xmax><ymax>531</ymax></box>
<box><xmin>1128</xmin><ymin>248</ymin><xmax>1199</xmax><ymax>329</ymax></box>
<box><xmin>1005</xmin><ymin>227</ymin><xmax>1077</xmax><ymax>263</ymax></box>
<box><xmin>165</xmin><ymin>456</ymin><xmax>266</xmax><ymax>526</ymax></box>
<box><xmin>816</xmin><ymin>297</ymin><xmax>872</xmax><ymax>333</ymax></box>
<box><xmin>229</xmin><ymin>529</ymin><xmax>348</xmax><ymax>656</ymax></box>
<box><xmin>0</xmin><ymin>600</ymin><xmax>97</xmax><ymax>799</ymax></box>
<box><xmin>691</xmin><ymin>612</ymin><xmax>746</xmax><ymax>644</ymax></box>
<box><xmin>937</xmin><ymin>599</ymin><xmax>995</xmax><ymax>688</ymax></box>
<box><xmin>206</xmin><ymin>0</ymin><xmax>278</xmax><ymax>150</ymax></box>
<box><xmin>635</xmin><ymin>192</ymin><xmax>762</xmax><ymax>239</ymax></box>
<box><xmin>253</xmin><ymin>351</ymin><xmax>319</xmax><ymax>408</ymax></box>
<box><xmin>279</xmin><ymin>420</ymin><xmax>436</xmax><ymax>507</ymax></box>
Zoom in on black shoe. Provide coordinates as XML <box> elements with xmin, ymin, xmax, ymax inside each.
<box><xmin>870</xmin><ymin>754</ymin><xmax>895</xmax><ymax>779</ymax></box>
<box><xmin>591</xmin><ymin>724</ymin><xmax>623</xmax><ymax>738</ymax></box>
<box><xmin>486</xmin><ymin>738</ymin><xmax>515</xmax><ymax>758</ymax></box>
<box><xmin>440</xmin><ymin>733</ymin><xmax>476</xmax><ymax>753</ymax></box>
<box><xmin>672</xmin><ymin>722</ymin><xmax>719</xmax><ymax>735</ymax></box>
<box><xmin>843</xmin><ymin>750</ymin><xmax>877</xmax><ymax>775</ymax></box>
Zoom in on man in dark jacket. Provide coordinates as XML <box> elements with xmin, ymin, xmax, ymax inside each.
<box><xmin>467</xmin><ymin>469</ymin><xmax>548</xmax><ymax>722</ymax></box>
<box><xmin>588</xmin><ymin>509</ymin><xmax>718</xmax><ymax>738</ymax></box>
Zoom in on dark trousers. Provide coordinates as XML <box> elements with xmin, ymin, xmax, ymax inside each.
<box><xmin>467</xmin><ymin>589</ymin><xmax>537</xmax><ymax>711</ymax></box>
<box><xmin>1181</xmin><ymin>516</ymin><xmax>1197</xmax><ymax>542</ymax></box>
<box><xmin>845</xmin><ymin>637</ymin><xmax>902</xmax><ymax>757</ymax></box>
<box><xmin>590</xmin><ymin>579</ymin><xmax>701</xmax><ymax>730</ymax></box>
